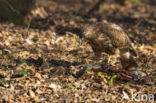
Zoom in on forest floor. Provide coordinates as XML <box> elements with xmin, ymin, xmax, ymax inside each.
<box><xmin>0</xmin><ymin>0</ymin><xmax>155</xmax><ymax>102</ymax></box>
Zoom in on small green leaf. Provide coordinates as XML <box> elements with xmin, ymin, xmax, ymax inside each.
<box><xmin>107</xmin><ymin>76</ymin><xmax>111</xmax><ymax>79</ymax></box>
<box><xmin>107</xmin><ymin>75</ymin><xmax>117</xmax><ymax>85</ymax></box>
<box><xmin>85</xmin><ymin>70</ymin><xmax>91</xmax><ymax>76</ymax></box>
<box><xmin>66</xmin><ymin>83</ymin><xmax>76</xmax><ymax>89</ymax></box>
<box><xmin>19</xmin><ymin>57</ymin><xmax>26</xmax><ymax>63</ymax></box>
<box><xmin>6</xmin><ymin>66</ymin><xmax>11</xmax><ymax>73</ymax></box>
<box><xmin>112</xmin><ymin>75</ymin><xmax>117</xmax><ymax>79</ymax></box>
<box><xmin>0</xmin><ymin>79</ymin><xmax>6</xmax><ymax>85</ymax></box>
<box><xmin>3</xmin><ymin>55</ymin><xmax>7</xmax><ymax>60</ymax></box>
<box><xmin>42</xmin><ymin>57</ymin><xmax>47</xmax><ymax>62</ymax></box>
<box><xmin>98</xmin><ymin>72</ymin><xmax>104</xmax><ymax>78</ymax></box>
<box><xmin>19</xmin><ymin>70</ymin><xmax>29</xmax><ymax>76</ymax></box>
<box><xmin>133</xmin><ymin>98</ymin><xmax>135</xmax><ymax>102</ymax></box>
<box><xmin>85</xmin><ymin>60</ymin><xmax>89</xmax><ymax>64</ymax></box>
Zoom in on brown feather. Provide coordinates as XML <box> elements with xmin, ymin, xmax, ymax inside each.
<box><xmin>83</xmin><ymin>22</ymin><xmax>137</xmax><ymax>69</ymax></box>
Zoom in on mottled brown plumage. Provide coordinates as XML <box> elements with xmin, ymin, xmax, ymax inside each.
<box><xmin>83</xmin><ymin>22</ymin><xmax>137</xmax><ymax>69</ymax></box>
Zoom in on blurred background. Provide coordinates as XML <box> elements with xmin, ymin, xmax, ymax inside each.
<box><xmin>0</xmin><ymin>0</ymin><xmax>155</xmax><ymax>45</ymax></box>
<box><xmin>32</xmin><ymin>0</ymin><xmax>156</xmax><ymax>45</ymax></box>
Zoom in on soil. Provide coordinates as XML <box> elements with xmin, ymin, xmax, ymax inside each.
<box><xmin>0</xmin><ymin>0</ymin><xmax>155</xmax><ymax>102</ymax></box>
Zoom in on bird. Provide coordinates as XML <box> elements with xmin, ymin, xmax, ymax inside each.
<box><xmin>83</xmin><ymin>22</ymin><xmax>137</xmax><ymax>70</ymax></box>
<box><xmin>0</xmin><ymin>0</ymin><xmax>36</xmax><ymax>25</ymax></box>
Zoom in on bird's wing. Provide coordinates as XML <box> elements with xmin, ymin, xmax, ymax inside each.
<box><xmin>102</xmin><ymin>24</ymin><xmax>130</xmax><ymax>48</ymax></box>
<box><xmin>84</xmin><ymin>23</ymin><xmax>114</xmax><ymax>48</ymax></box>
<box><xmin>102</xmin><ymin>23</ymin><xmax>137</xmax><ymax>56</ymax></box>
<box><xmin>83</xmin><ymin>23</ymin><xmax>116</xmax><ymax>54</ymax></box>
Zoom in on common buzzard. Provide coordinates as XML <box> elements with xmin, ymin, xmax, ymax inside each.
<box><xmin>83</xmin><ymin>22</ymin><xmax>137</xmax><ymax>69</ymax></box>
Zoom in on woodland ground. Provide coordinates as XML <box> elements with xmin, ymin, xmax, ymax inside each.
<box><xmin>0</xmin><ymin>0</ymin><xmax>155</xmax><ymax>102</ymax></box>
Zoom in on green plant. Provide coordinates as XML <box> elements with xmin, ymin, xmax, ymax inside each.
<box><xmin>66</xmin><ymin>83</ymin><xmax>77</xmax><ymax>89</ymax></box>
<box><xmin>19</xmin><ymin>57</ymin><xmax>26</xmax><ymax>63</ymax></box>
<box><xmin>98</xmin><ymin>72</ymin><xmax>104</xmax><ymax>79</ymax></box>
<box><xmin>107</xmin><ymin>75</ymin><xmax>117</xmax><ymax>85</ymax></box>
<box><xmin>19</xmin><ymin>70</ymin><xmax>29</xmax><ymax>76</ymax></box>
<box><xmin>0</xmin><ymin>79</ymin><xmax>7</xmax><ymax>85</ymax></box>
<box><xmin>3</xmin><ymin>55</ymin><xmax>7</xmax><ymax>60</ymax></box>
<box><xmin>85</xmin><ymin>59</ymin><xmax>89</xmax><ymax>65</ymax></box>
<box><xmin>133</xmin><ymin>98</ymin><xmax>136</xmax><ymax>102</ymax></box>
<box><xmin>5</xmin><ymin>66</ymin><xmax>11</xmax><ymax>73</ymax></box>
<box><xmin>85</xmin><ymin>70</ymin><xmax>92</xmax><ymax>76</ymax></box>
<box><xmin>72</xmin><ymin>36</ymin><xmax>80</xmax><ymax>44</ymax></box>
<box><xmin>42</xmin><ymin>57</ymin><xmax>49</xmax><ymax>68</ymax></box>
<box><xmin>154</xmin><ymin>44</ymin><xmax>156</xmax><ymax>47</ymax></box>
<box><xmin>42</xmin><ymin>56</ymin><xmax>47</xmax><ymax>62</ymax></box>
